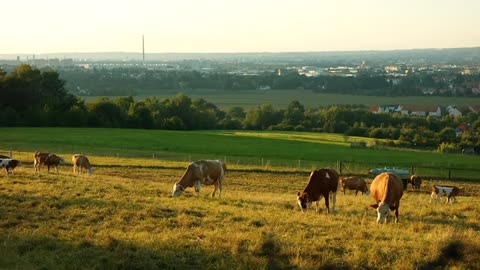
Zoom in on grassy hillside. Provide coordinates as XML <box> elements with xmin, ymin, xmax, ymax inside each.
<box><xmin>82</xmin><ymin>90</ymin><xmax>480</xmax><ymax>109</ymax></box>
<box><xmin>1</xmin><ymin>162</ymin><xmax>479</xmax><ymax>269</ymax></box>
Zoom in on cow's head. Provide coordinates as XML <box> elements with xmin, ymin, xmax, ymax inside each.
<box><xmin>370</xmin><ymin>202</ymin><xmax>389</xmax><ymax>223</ymax></box>
<box><xmin>59</xmin><ymin>157</ymin><xmax>65</xmax><ymax>165</ymax></box>
<box><xmin>88</xmin><ymin>167</ymin><xmax>95</xmax><ymax>175</ymax></box>
<box><xmin>297</xmin><ymin>192</ymin><xmax>311</xmax><ymax>212</ymax></box>
<box><xmin>172</xmin><ymin>183</ymin><xmax>185</xmax><ymax>197</ymax></box>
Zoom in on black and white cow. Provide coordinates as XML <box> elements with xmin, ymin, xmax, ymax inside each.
<box><xmin>0</xmin><ymin>158</ymin><xmax>22</xmax><ymax>175</ymax></box>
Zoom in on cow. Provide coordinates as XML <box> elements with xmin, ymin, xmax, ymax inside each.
<box><xmin>297</xmin><ymin>168</ymin><xmax>339</xmax><ymax>214</ymax></box>
<box><xmin>340</xmin><ymin>176</ymin><xmax>370</xmax><ymax>196</ymax></box>
<box><xmin>369</xmin><ymin>172</ymin><xmax>404</xmax><ymax>223</ymax></box>
<box><xmin>0</xmin><ymin>154</ymin><xmax>11</xmax><ymax>158</ymax></box>
<box><xmin>34</xmin><ymin>151</ymin><xmax>65</xmax><ymax>173</ymax></box>
<box><xmin>430</xmin><ymin>185</ymin><xmax>460</xmax><ymax>204</ymax></box>
<box><xmin>72</xmin><ymin>154</ymin><xmax>95</xmax><ymax>175</ymax></box>
<box><xmin>0</xmin><ymin>158</ymin><xmax>22</xmax><ymax>175</ymax></box>
<box><xmin>172</xmin><ymin>160</ymin><xmax>226</xmax><ymax>198</ymax></box>
<box><xmin>409</xmin><ymin>175</ymin><xmax>422</xmax><ymax>191</ymax></box>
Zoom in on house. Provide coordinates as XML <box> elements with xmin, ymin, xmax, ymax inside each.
<box><xmin>455</xmin><ymin>123</ymin><xmax>471</xmax><ymax>137</ymax></box>
<box><xmin>399</xmin><ymin>105</ymin><xmax>441</xmax><ymax>117</ymax></box>
<box><xmin>446</xmin><ymin>105</ymin><xmax>462</xmax><ymax>118</ymax></box>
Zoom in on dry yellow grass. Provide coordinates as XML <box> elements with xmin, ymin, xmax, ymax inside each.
<box><xmin>0</xmin><ymin>161</ymin><xmax>479</xmax><ymax>269</ymax></box>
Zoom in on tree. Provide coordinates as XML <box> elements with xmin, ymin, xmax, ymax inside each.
<box><xmin>243</xmin><ymin>104</ymin><xmax>281</xmax><ymax>130</ymax></box>
<box><xmin>439</xmin><ymin>127</ymin><xmax>457</xmax><ymax>143</ymax></box>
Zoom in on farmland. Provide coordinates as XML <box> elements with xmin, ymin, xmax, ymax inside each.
<box><xmin>0</xmin><ymin>127</ymin><xmax>479</xmax><ymax>268</ymax></box>
<box><xmin>82</xmin><ymin>90</ymin><xmax>480</xmax><ymax>109</ymax></box>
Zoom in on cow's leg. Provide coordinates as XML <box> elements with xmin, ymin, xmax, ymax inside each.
<box><xmin>314</xmin><ymin>201</ymin><xmax>319</xmax><ymax>212</ymax></box>
<box><xmin>331</xmin><ymin>192</ymin><xmax>336</xmax><ymax>213</ymax></box>
<box><xmin>394</xmin><ymin>206</ymin><xmax>399</xmax><ymax>223</ymax></box>
<box><xmin>324</xmin><ymin>196</ymin><xmax>330</xmax><ymax>214</ymax></box>
<box><xmin>355</xmin><ymin>190</ymin><xmax>358</xmax><ymax>196</ymax></box>
<box><xmin>194</xmin><ymin>180</ymin><xmax>201</xmax><ymax>197</ymax></box>
<box><xmin>218</xmin><ymin>176</ymin><xmax>224</xmax><ymax>198</ymax></box>
<box><xmin>55</xmin><ymin>165</ymin><xmax>59</xmax><ymax>174</ymax></box>
<box><xmin>211</xmin><ymin>182</ymin><xmax>218</xmax><ymax>197</ymax></box>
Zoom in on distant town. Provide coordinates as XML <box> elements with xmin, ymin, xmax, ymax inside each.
<box><xmin>1</xmin><ymin>47</ymin><xmax>480</xmax><ymax>99</ymax></box>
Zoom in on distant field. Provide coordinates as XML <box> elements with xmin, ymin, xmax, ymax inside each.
<box><xmin>1</xmin><ymin>127</ymin><xmax>479</xmax><ymax>180</ymax></box>
<box><xmin>81</xmin><ymin>90</ymin><xmax>480</xmax><ymax>109</ymax></box>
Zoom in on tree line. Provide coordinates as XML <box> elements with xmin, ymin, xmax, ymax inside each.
<box><xmin>1</xmin><ymin>65</ymin><xmax>479</xmax><ymax>152</ymax></box>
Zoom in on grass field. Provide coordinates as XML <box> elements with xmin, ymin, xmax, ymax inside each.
<box><xmin>82</xmin><ymin>90</ymin><xmax>480</xmax><ymax>109</ymax></box>
<box><xmin>1</xmin><ymin>162</ymin><xmax>479</xmax><ymax>269</ymax></box>
<box><xmin>1</xmin><ymin>127</ymin><xmax>479</xmax><ymax>180</ymax></box>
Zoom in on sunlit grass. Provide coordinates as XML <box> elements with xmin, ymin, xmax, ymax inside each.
<box><xmin>0</xmin><ymin>162</ymin><xmax>479</xmax><ymax>269</ymax></box>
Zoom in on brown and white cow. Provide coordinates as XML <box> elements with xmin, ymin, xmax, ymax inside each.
<box><xmin>340</xmin><ymin>176</ymin><xmax>370</xmax><ymax>196</ymax></box>
<box><xmin>72</xmin><ymin>154</ymin><xmax>95</xmax><ymax>175</ymax></box>
<box><xmin>0</xmin><ymin>158</ymin><xmax>22</xmax><ymax>175</ymax></box>
<box><xmin>297</xmin><ymin>168</ymin><xmax>339</xmax><ymax>214</ymax></box>
<box><xmin>430</xmin><ymin>185</ymin><xmax>460</xmax><ymax>204</ymax></box>
<box><xmin>34</xmin><ymin>151</ymin><xmax>65</xmax><ymax>173</ymax></box>
<box><xmin>409</xmin><ymin>175</ymin><xmax>422</xmax><ymax>191</ymax></box>
<box><xmin>370</xmin><ymin>172</ymin><xmax>404</xmax><ymax>223</ymax></box>
<box><xmin>172</xmin><ymin>160</ymin><xmax>226</xmax><ymax>198</ymax></box>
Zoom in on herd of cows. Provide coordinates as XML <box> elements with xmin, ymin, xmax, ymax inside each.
<box><xmin>0</xmin><ymin>154</ymin><xmax>461</xmax><ymax>223</ymax></box>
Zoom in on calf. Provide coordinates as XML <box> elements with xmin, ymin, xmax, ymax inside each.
<box><xmin>430</xmin><ymin>185</ymin><xmax>460</xmax><ymax>204</ymax></box>
<box><xmin>370</xmin><ymin>172</ymin><xmax>404</xmax><ymax>223</ymax></box>
<box><xmin>34</xmin><ymin>151</ymin><xmax>65</xmax><ymax>173</ymax></box>
<box><xmin>297</xmin><ymin>168</ymin><xmax>339</xmax><ymax>214</ymax></box>
<box><xmin>172</xmin><ymin>160</ymin><xmax>226</xmax><ymax>198</ymax></box>
<box><xmin>340</xmin><ymin>176</ymin><xmax>370</xmax><ymax>195</ymax></box>
<box><xmin>0</xmin><ymin>158</ymin><xmax>22</xmax><ymax>175</ymax></box>
<box><xmin>409</xmin><ymin>175</ymin><xmax>422</xmax><ymax>191</ymax></box>
<box><xmin>72</xmin><ymin>154</ymin><xmax>95</xmax><ymax>175</ymax></box>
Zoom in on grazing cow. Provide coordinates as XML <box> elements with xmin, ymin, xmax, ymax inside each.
<box><xmin>409</xmin><ymin>175</ymin><xmax>422</xmax><ymax>191</ymax></box>
<box><xmin>430</xmin><ymin>185</ymin><xmax>460</xmax><ymax>204</ymax></box>
<box><xmin>72</xmin><ymin>154</ymin><xmax>95</xmax><ymax>175</ymax></box>
<box><xmin>172</xmin><ymin>160</ymin><xmax>226</xmax><ymax>198</ymax></box>
<box><xmin>297</xmin><ymin>168</ymin><xmax>339</xmax><ymax>214</ymax></box>
<box><xmin>0</xmin><ymin>158</ymin><xmax>22</xmax><ymax>175</ymax></box>
<box><xmin>340</xmin><ymin>176</ymin><xmax>370</xmax><ymax>196</ymax></box>
<box><xmin>34</xmin><ymin>151</ymin><xmax>65</xmax><ymax>173</ymax></box>
<box><xmin>370</xmin><ymin>172</ymin><xmax>404</xmax><ymax>223</ymax></box>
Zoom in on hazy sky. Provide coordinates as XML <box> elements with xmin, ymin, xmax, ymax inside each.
<box><xmin>2</xmin><ymin>0</ymin><xmax>479</xmax><ymax>54</ymax></box>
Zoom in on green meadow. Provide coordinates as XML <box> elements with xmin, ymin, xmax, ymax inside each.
<box><xmin>1</xmin><ymin>127</ymin><xmax>479</xmax><ymax>177</ymax></box>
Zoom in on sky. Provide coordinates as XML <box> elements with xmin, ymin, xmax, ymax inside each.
<box><xmin>2</xmin><ymin>0</ymin><xmax>479</xmax><ymax>54</ymax></box>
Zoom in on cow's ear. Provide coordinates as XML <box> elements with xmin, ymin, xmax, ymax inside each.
<box><xmin>297</xmin><ymin>192</ymin><xmax>301</xmax><ymax>196</ymax></box>
<box><xmin>370</xmin><ymin>204</ymin><xmax>379</xmax><ymax>209</ymax></box>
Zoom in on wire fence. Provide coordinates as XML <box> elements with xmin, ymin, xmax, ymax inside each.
<box><xmin>2</xmin><ymin>148</ymin><xmax>479</xmax><ymax>181</ymax></box>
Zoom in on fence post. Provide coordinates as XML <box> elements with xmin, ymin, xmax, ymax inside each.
<box><xmin>262</xmin><ymin>158</ymin><xmax>264</xmax><ymax>168</ymax></box>
<box><xmin>298</xmin><ymin>160</ymin><xmax>301</xmax><ymax>169</ymax></box>
<box><xmin>448</xmin><ymin>168</ymin><xmax>451</xmax><ymax>180</ymax></box>
<box><xmin>152</xmin><ymin>153</ymin><xmax>155</xmax><ymax>160</ymax></box>
<box><xmin>10</xmin><ymin>150</ymin><xmax>12</xmax><ymax>158</ymax></box>
<box><xmin>337</xmin><ymin>161</ymin><xmax>342</xmax><ymax>175</ymax></box>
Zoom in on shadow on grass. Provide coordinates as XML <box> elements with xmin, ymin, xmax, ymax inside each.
<box><xmin>0</xmin><ymin>234</ymin><xmax>263</xmax><ymax>270</ymax></box>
